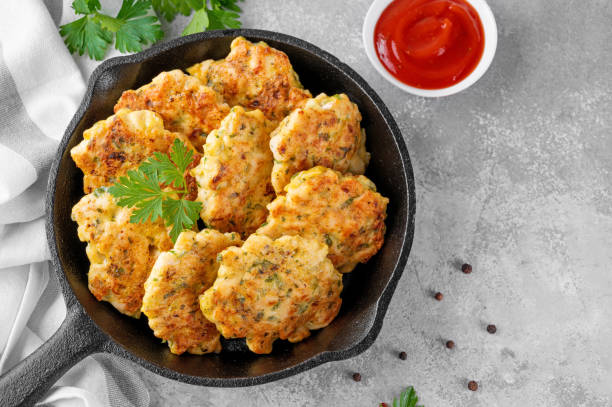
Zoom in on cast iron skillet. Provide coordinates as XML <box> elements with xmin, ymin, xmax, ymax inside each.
<box><xmin>0</xmin><ymin>29</ymin><xmax>415</xmax><ymax>406</ymax></box>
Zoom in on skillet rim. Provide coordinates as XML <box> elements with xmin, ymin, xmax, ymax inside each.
<box><xmin>45</xmin><ymin>28</ymin><xmax>416</xmax><ymax>387</ymax></box>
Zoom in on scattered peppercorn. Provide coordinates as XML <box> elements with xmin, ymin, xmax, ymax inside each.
<box><xmin>446</xmin><ymin>340</ymin><xmax>455</xmax><ymax>349</ymax></box>
<box><xmin>352</xmin><ymin>372</ymin><xmax>361</xmax><ymax>382</ymax></box>
<box><xmin>468</xmin><ymin>380</ymin><xmax>478</xmax><ymax>391</ymax></box>
<box><xmin>434</xmin><ymin>292</ymin><xmax>443</xmax><ymax>301</ymax></box>
<box><xmin>487</xmin><ymin>324</ymin><xmax>497</xmax><ymax>334</ymax></box>
<box><xmin>461</xmin><ymin>263</ymin><xmax>472</xmax><ymax>274</ymax></box>
<box><xmin>399</xmin><ymin>351</ymin><xmax>407</xmax><ymax>360</ymax></box>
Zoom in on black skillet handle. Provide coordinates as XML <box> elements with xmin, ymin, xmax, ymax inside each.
<box><xmin>0</xmin><ymin>305</ymin><xmax>106</xmax><ymax>407</ymax></box>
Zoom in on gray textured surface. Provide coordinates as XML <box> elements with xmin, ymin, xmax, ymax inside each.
<box><xmin>137</xmin><ymin>0</ymin><xmax>612</xmax><ymax>405</ymax></box>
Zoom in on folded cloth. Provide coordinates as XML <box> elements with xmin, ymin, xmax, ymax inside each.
<box><xmin>0</xmin><ymin>0</ymin><xmax>156</xmax><ymax>406</ymax></box>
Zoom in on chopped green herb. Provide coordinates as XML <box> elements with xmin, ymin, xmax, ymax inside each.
<box><xmin>324</xmin><ymin>234</ymin><xmax>333</xmax><ymax>246</ymax></box>
<box><xmin>93</xmin><ymin>186</ymin><xmax>109</xmax><ymax>197</ymax></box>
<box><xmin>340</xmin><ymin>196</ymin><xmax>356</xmax><ymax>208</ymax></box>
<box><xmin>297</xmin><ymin>303</ymin><xmax>309</xmax><ymax>315</ymax></box>
<box><xmin>163</xmin><ymin>289</ymin><xmax>176</xmax><ymax>299</ymax></box>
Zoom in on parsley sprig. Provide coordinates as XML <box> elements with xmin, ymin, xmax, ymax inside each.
<box><xmin>60</xmin><ymin>0</ymin><xmax>244</xmax><ymax>60</ymax></box>
<box><xmin>60</xmin><ymin>0</ymin><xmax>164</xmax><ymax>60</ymax></box>
<box><xmin>108</xmin><ymin>139</ymin><xmax>202</xmax><ymax>243</ymax></box>
<box><xmin>380</xmin><ymin>387</ymin><xmax>423</xmax><ymax>407</ymax></box>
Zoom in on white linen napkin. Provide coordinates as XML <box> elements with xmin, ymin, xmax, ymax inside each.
<box><xmin>0</xmin><ymin>1</ymin><xmax>153</xmax><ymax>406</ymax></box>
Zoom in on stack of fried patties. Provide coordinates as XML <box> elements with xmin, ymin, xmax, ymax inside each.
<box><xmin>71</xmin><ymin>37</ymin><xmax>388</xmax><ymax>355</ymax></box>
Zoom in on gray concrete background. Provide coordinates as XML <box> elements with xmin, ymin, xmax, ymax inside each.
<box><xmin>137</xmin><ymin>0</ymin><xmax>612</xmax><ymax>405</ymax></box>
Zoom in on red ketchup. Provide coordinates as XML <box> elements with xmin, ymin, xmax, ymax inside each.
<box><xmin>374</xmin><ymin>0</ymin><xmax>485</xmax><ymax>90</ymax></box>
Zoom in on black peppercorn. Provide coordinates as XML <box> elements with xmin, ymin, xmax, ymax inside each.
<box><xmin>352</xmin><ymin>372</ymin><xmax>361</xmax><ymax>382</ymax></box>
<box><xmin>446</xmin><ymin>340</ymin><xmax>455</xmax><ymax>349</ymax></box>
<box><xmin>468</xmin><ymin>381</ymin><xmax>478</xmax><ymax>391</ymax></box>
<box><xmin>399</xmin><ymin>351</ymin><xmax>407</xmax><ymax>360</ymax></box>
<box><xmin>487</xmin><ymin>324</ymin><xmax>497</xmax><ymax>334</ymax></box>
<box><xmin>434</xmin><ymin>292</ymin><xmax>443</xmax><ymax>301</ymax></box>
<box><xmin>461</xmin><ymin>263</ymin><xmax>472</xmax><ymax>274</ymax></box>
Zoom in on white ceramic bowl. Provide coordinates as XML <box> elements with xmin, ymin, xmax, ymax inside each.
<box><xmin>362</xmin><ymin>0</ymin><xmax>498</xmax><ymax>97</ymax></box>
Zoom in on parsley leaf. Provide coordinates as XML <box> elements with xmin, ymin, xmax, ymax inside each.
<box><xmin>115</xmin><ymin>15</ymin><xmax>164</xmax><ymax>52</ymax></box>
<box><xmin>117</xmin><ymin>0</ymin><xmax>152</xmax><ymax>19</ymax></box>
<box><xmin>169</xmin><ymin>134</ymin><xmax>195</xmax><ymax>174</ymax></box>
<box><xmin>108</xmin><ymin>139</ymin><xmax>202</xmax><ymax>243</ymax></box>
<box><xmin>72</xmin><ymin>0</ymin><xmax>102</xmax><ymax>14</ymax></box>
<box><xmin>163</xmin><ymin>198</ymin><xmax>201</xmax><ymax>242</ymax></box>
<box><xmin>152</xmin><ymin>0</ymin><xmax>200</xmax><ymax>21</ymax></box>
<box><xmin>181</xmin><ymin>0</ymin><xmax>243</xmax><ymax>36</ymax></box>
<box><xmin>142</xmin><ymin>152</ymin><xmax>184</xmax><ymax>188</ymax></box>
<box><xmin>132</xmin><ymin>194</ymin><xmax>164</xmax><ymax>224</ymax></box>
<box><xmin>60</xmin><ymin>16</ymin><xmax>113</xmax><ymax>60</ymax></box>
<box><xmin>206</xmin><ymin>8</ymin><xmax>241</xmax><ymax>29</ymax></box>
<box><xmin>138</xmin><ymin>139</ymin><xmax>193</xmax><ymax>188</ymax></box>
<box><xmin>212</xmin><ymin>0</ymin><xmax>242</xmax><ymax>12</ymax></box>
<box><xmin>109</xmin><ymin>168</ymin><xmax>163</xmax><ymax>209</ymax></box>
<box><xmin>391</xmin><ymin>387</ymin><xmax>423</xmax><ymax>407</ymax></box>
<box><xmin>115</xmin><ymin>0</ymin><xmax>164</xmax><ymax>52</ymax></box>
<box><xmin>182</xmin><ymin>8</ymin><xmax>209</xmax><ymax>36</ymax></box>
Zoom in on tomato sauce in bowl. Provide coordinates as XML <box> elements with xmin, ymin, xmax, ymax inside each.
<box><xmin>374</xmin><ymin>0</ymin><xmax>485</xmax><ymax>90</ymax></box>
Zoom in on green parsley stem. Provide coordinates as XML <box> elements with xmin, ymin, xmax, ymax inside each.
<box><xmin>93</xmin><ymin>13</ymin><xmax>122</xmax><ymax>33</ymax></box>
